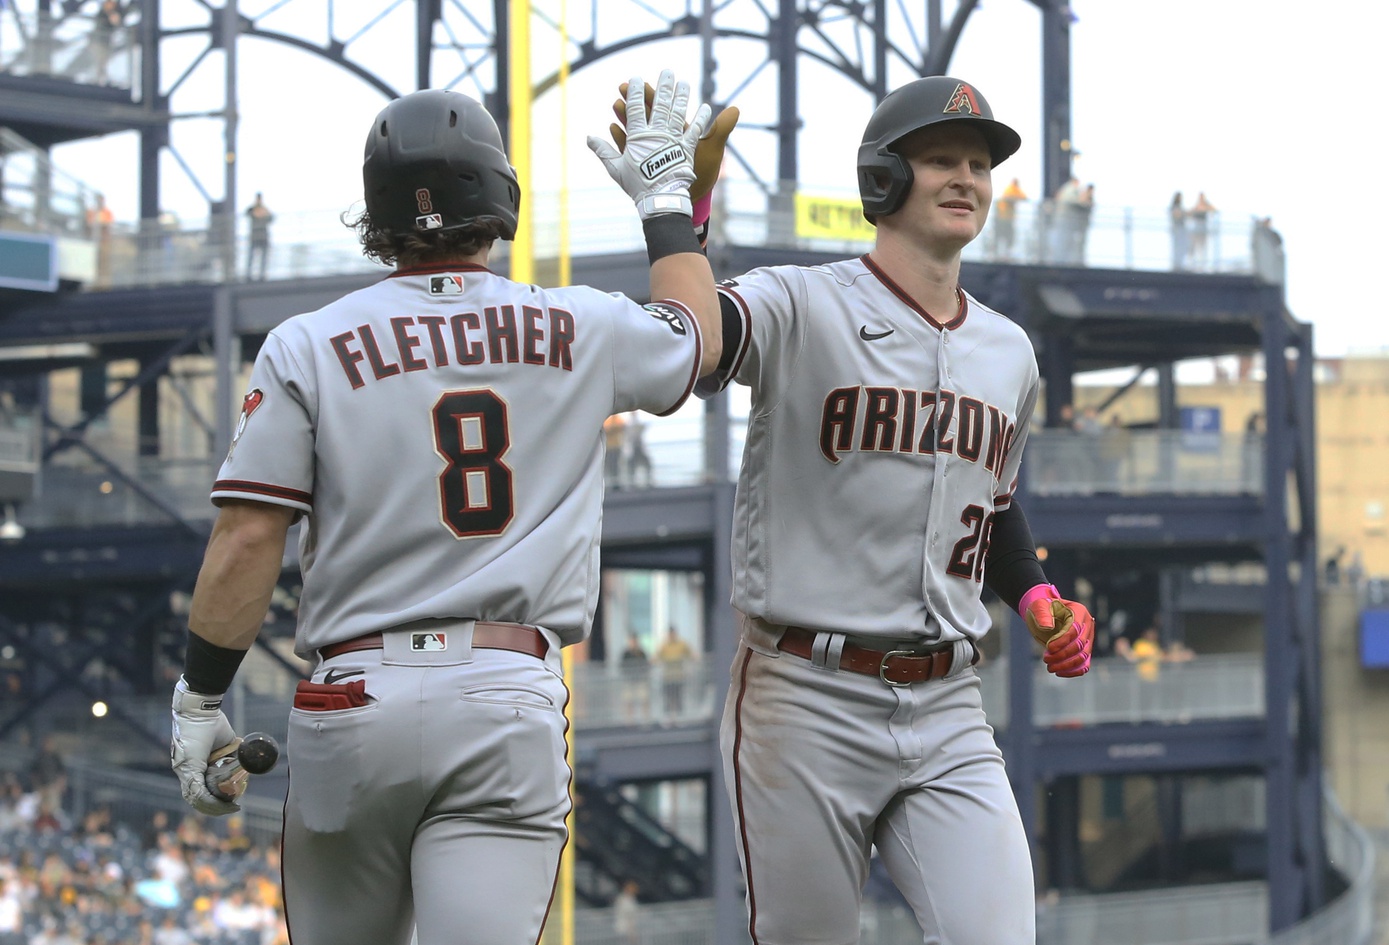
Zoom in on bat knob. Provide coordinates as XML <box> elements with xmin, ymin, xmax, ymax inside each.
<box><xmin>237</xmin><ymin>732</ymin><xmax>281</xmax><ymax>775</ymax></box>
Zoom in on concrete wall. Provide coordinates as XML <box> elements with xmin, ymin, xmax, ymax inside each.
<box><xmin>1070</xmin><ymin>353</ymin><xmax>1389</xmax><ymax>578</ymax></box>
<box><xmin>1320</xmin><ymin>585</ymin><xmax>1389</xmax><ymax>829</ymax></box>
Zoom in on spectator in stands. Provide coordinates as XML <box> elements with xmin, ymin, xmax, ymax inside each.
<box><xmin>1241</xmin><ymin>411</ymin><xmax>1264</xmax><ymax>492</ymax></box>
<box><xmin>612</xmin><ymin>879</ymin><xmax>640</xmax><ymax>945</ymax></box>
<box><xmin>76</xmin><ymin>806</ymin><xmax>115</xmax><ymax>848</ymax></box>
<box><xmin>991</xmin><ymin>177</ymin><xmax>1026</xmax><ymax>261</ymax></box>
<box><xmin>29</xmin><ymin>734</ymin><xmax>67</xmax><ymax>811</ymax></box>
<box><xmin>140</xmin><ymin>809</ymin><xmax>169</xmax><ymax>854</ymax></box>
<box><xmin>1116</xmin><ymin>619</ymin><xmax>1193</xmax><ymax>682</ymax></box>
<box><xmin>0</xmin><ymin>875</ymin><xmax>23</xmax><ymax>945</ymax></box>
<box><xmin>1325</xmin><ymin>546</ymin><xmax>1346</xmax><ymax>585</ymax></box>
<box><xmin>1049</xmin><ymin>176</ymin><xmax>1083</xmax><ymax>264</ymax></box>
<box><xmin>212</xmin><ymin>888</ymin><xmax>271</xmax><ymax>935</ymax></box>
<box><xmin>0</xmin><ymin>776</ymin><xmax>28</xmax><ymax>833</ymax></box>
<box><xmin>91</xmin><ymin>0</ymin><xmax>126</xmax><ymax>86</ymax></box>
<box><xmin>151</xmin><ymin>910</ymin><xmax>194</xmax><ymax>945</ymax></box>
<box><xmin>626</xmin><ymin>412</ymin><xmax>653</xmax><ymax>487</ymax></box>
<box><xmin>1076</xmin><ymin>183</ymin><xmax>1095</xmax><ymax>263</ymax></box>
<box><xmin>1251</xmin><ymin>216</ymin><xmax>1284</xmax><ymax>283</ymax></box>
<box><xmin>86</xmin><ymin>193</ymin><xmax>115</xmax><ymax>287</ymax></box>
<box><xmin>1098</xmin><ymin>413</ymin><xmax>1130</xmax><ymax>493</ymax></box>
<box><xmin>604</xmin><ymin>412</ymin><xmax>627</xmax><ymax>487</ymax></box>
<box><xmin>1347</xmin><ymin>551</ymin><xmax>1365</xmax><ymax>588</ymax></box>
<box><xmin>219</xmin><ymin>814</ymin><xmax>253</xmax><ymax>856</ymax></box>
<box><xmin>31</xmin><ymin>799</ymin><xmax>64</xmax><ymax>833</ymax></box>
<box><xmin>1074</xmin><ymin>405</ymin><xmax>1104</xmax><ymax>486</ymax></box>
<box><xmin>1186</xmin><ymin>191</ymin><xmax>1216</xmax><ymax>270</ymax></box>
<box><xmin>1168</xmin><ymin>191</ymin><xmax>1187</xmax><ymax>270</ymax></box>
<box><xmin>244</xmin><ymin>192</ymin><xmax>274</xmax><ymax>281</ymax></box>
<box><xmin>655</xmin><ymin>625</ymin><xmax>696</xmax><ymax>719</ymax></box>
<box><xmin>619</xmin><ymin>633</ymin><xmax>650</xmax><ymax>723</ymax></box>
<box><xmin>1115</xmin><ymin>624</ymin><xmax>1165</xmax><ymax>681</ymax></box>
<box><xmin>151</xmin><ymin>832</ymin><xmax>189</xmax><ymax>890</ymax></box>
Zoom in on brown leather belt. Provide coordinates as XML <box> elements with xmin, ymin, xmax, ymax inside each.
<box><xmin>318</xmin><ymin>622</ymin><xmax>548</xmax><ymax>662</ymax></box>
<box><xmin>777</xmin><ymin>626</ymin><xmax>974</xmax><ymax>687</ymax></box>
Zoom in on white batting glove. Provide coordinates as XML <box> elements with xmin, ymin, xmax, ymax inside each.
<box><xmin>588</xmin><ymin>69</ymin><xmax>711</xmax><ymax>220</ymax></box>
<box><xmin>171</xmin><ymin>676</ymin><xmax>241</xmax><ymax>816</ymax></box>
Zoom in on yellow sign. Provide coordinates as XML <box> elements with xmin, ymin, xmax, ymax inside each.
<box><xmin>795</xmin><ymin>194</ymin><xmax>876</xmax><ymax>242</ymax></box>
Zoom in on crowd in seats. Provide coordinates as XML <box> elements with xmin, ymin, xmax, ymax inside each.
<box><xmin>0</xmin><ymin>765</ymin><xmax>287</xmax><ymax>945</ymax></box>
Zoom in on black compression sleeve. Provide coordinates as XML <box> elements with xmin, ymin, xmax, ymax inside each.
<box><xmin>182</xmin><ymin>631</ymin><xmax>249</xmax><ymax>695</ymax></box>
<box><xmin>716</xmin><ymin>293</ymin><xmax>743</xmax><ymax>375</ymax></box>
<box><xmin>983</xmin><ymin>502</ymin><xmax>1049</xmax><ymax>612</ymax></box>
<box><xmin>643</xmin><ymin>214</ymin><xmax>702</xmax><ymax>264</ymax></box>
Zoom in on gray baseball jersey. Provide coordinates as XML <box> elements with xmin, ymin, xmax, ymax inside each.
<box><xmin>706</xmin><ymin>254</ymin><xmax>1039</xmax><ymax>944</ymax></box>
<box><xmin>709</xmin><ymin>254</ymin><xmax>1039</xmax><ymax>644</ymax></box>
<box><xmin>213</xmin><ymin>263</ymin><xmax>701</xmax><ymax>659</ymax></box>
<box><xmin>215</xmin><ymin>262</ymin><xmax>700</xmax><ymax>945</ymax></box>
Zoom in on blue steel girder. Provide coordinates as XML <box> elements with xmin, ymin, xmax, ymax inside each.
<box><xmin>37</xmin><ymin>325</ymin><xmax>211</xmax><ymax>537</ymax></box>
<box><xmin>1022</xmin><ymin>495</ymin><xmax>1266</xmax><ymax>549</ymax></box>
<box><xmin>0</xmin><ymin>609</ymin><xmax>168</xmax><ymax>748</ymax></box>
<box><xmin>1259</xmin><ymin>288</ymin><xmax>1323</xmax><ymax>930</ymax></box>
<box><xmin>1031</xmin><ymin>719</ymin><xmax>1268</xmax><ymax>779</ymax></box>
<box><xmin>41</xmin><ymin>325</ymin><xmax>206</xmax><ymax>458</ymax></box>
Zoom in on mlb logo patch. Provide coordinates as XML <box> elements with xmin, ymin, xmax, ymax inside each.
<box><xmin>430</xmin><ymin>275</ymin><xmax>465</xmax><ymax>295</ymax></box>
<box><xmin>411</xmin><ymin>632</ymin><xmax>447</xmax><ymax>651</ymax></box>
<box><xmin>416</xmin><ymin>213</ymin><xmax>444</xmax><ymax>230</ymax></box>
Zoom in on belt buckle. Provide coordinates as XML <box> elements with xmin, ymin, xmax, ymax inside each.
<box><xmin>878</xmin><ymin>648</ymin><xmax>919</xmax><ymax>688</ymax></box>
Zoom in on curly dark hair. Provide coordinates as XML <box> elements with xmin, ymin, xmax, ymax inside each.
<box><xmin>345</xmin><ymin>208</ymin><xmax>507</xmax><ymax>268</ymax></box>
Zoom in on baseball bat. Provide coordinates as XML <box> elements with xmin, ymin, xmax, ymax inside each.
<box><xmin>205</xmin><ymin>732</ymin><xmax>281</xmax><ymax>801</ymax></box>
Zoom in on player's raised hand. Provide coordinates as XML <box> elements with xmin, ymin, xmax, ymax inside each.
<box><xmin>170</xmin><ymin>677</ymin><xmax>242</xmax><ymax>816</ymax></box>
<box><xmin>588</xmin><ymin>70</ymin><xmax>711</xmax><ymax>219</ymax></box>
<box><xmin>1021</xmin><ymin>587</ymin><xmax>1094</xmax><ymax>678</ymax></box>
<box><xmin>609</xmin><ymin>81</ymin><xmax>739</xmax><ymax>202</ymax></box>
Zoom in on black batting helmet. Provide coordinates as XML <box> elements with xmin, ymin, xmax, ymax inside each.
<box><xmin>363</xmin><ymin>89</ymin><xmax>520</xmax><ymax>239</ymax></box>
<box><xmin>857</xmin><ymin>76</ymin><xmax>1021</xmax><ymax>223</ymax></box>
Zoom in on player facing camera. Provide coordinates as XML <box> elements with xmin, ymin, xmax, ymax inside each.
<box><xmin>685</xmin><ymin>74</ymin><xmax>1094</xmax><ymax>945</ymax></box>
<box><xmin>856</xmin><ymin>75</ymin><xmax>1021</xmax><ymax>224</ymax></box>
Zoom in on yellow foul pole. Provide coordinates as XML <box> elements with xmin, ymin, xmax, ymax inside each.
<box><xmin>508</xmin><ymin>0</ymin><xmax>533</xmax><ymax>284</ymax></box>
<box><xmin>557</xmin><ymin>0</ymin><xmax>576</xmax><ymax>933</ymax></box>
<box><xmin>557</xmin><ymin>0</ymin><xmax>572</xmax><ymax>288</ymax></box>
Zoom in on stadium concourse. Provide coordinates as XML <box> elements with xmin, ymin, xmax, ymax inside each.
<box><xmin>0</xmin><ymin>765</ymin><xmax>286</xmax><ymax>945</ymax></box>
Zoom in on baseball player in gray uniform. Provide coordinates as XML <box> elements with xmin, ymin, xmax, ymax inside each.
<box><xmin>694</xmin><ymin>77</ymin><xmax>1096</xmax><ymax>944</ymax></box>
<box><xmin>169</xmin><ymin>72</ymin><xmax>722</xmax><ymax>945</ymax></box>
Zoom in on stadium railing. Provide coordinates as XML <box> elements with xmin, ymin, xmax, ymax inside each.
<box><xmin>0</xmin><ymin>182</ymin><xmax>1280</xmax><ymax>290</ymax></box>
<box><xmin>14</xmin><ymin>426</ymin><xmax>1265</xmax><ymax>531</ymax></box>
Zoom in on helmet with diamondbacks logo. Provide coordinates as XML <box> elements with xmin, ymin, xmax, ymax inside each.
<box><xmin>857</xmin><ymin>76</ymin><xmax>1021</xmax><ymax>223</ymax></box>
<box><xmin>363</xmin><ymin>89</ymin><xmax>521</xmax><ymax>239</ymax></box>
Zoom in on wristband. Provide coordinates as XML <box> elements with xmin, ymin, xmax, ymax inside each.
<box><xmin>1017</xmin><ymin>583</ymin><xmax>1060</xmax><ymax>619</ymax></box>
<box><xmin>643</xmin><ymin>214</ymin><xmax>702</xmax><ymax>265</ymax></box>
<box><xmin>182</xmin><ymin>631</ymin><xmax>249</xmax><ymax>696</ymax></box>
<box><xmin>691</xmin><ymin>192</ymin><xmax>713</xmax><ymax>228</ymax></box>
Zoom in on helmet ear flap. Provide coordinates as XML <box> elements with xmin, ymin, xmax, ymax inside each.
<box><xmin>857</xmin><ymin>150</ymin><xmax>914</xmax><ymax>224</ymax></box>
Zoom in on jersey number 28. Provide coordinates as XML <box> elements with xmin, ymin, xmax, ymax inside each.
<box><xmin>432</xmin><ymin>389</ymin><xmax>514</xmax><ymax>538</ymax></box>
<box><xmin>946</xmin><ymin>504</ymin><xmax>994</xmax><ymax>583</ymax></box>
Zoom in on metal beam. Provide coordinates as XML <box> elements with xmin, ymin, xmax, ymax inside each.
<box><xmin>1260</xmin><ymin>294</ymin><xmax>1301</xmax><ymax>932</ymax></box>
<box><xmin>1040</xmin><ymin>1</ymin><xmax>1072</xmax><ymax>199</ymax></box>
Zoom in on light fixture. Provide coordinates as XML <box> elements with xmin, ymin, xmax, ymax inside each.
<box><xmin>0</xmin><ymin>504</ymin><xmax>24</xmax><ymax>543</ymax></box>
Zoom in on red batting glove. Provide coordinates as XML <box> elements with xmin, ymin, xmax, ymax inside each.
<box><xmin>1019</xmin><ymin>585</ymin><xmax>1095</xmax><ymax>678</ymax></box>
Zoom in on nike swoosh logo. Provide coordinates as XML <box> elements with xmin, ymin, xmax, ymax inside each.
<box><xmin>859</xmin><ymin>326</ymin><xmax>895</xmax><ymax>341</ymax></box>
<box><xmin>324</xmin><ymin>669</ymin><xmax>364</xmax><ymax>686</ymax></box>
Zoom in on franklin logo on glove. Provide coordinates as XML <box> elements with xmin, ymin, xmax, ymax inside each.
<box><xmin>640</xmin><ymin>145</ymin><xmax>684</xmax><ymax>180</ymax></box>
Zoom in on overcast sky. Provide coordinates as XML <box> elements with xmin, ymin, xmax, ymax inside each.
<box><xmin>49</xmin><ymin>0</ymin><xmax>1389</xmax><ymax>358</ymax></box>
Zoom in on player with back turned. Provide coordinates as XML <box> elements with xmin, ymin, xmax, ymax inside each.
<box><xmin>684</xmin><ymin>77</ymin><xmax>1096</xmax><ymax>943</ymax></box>
<box><xmin>168</xmin><ymin>71</ymin><xmax>728</xmax><ymax>945</ymax></box>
